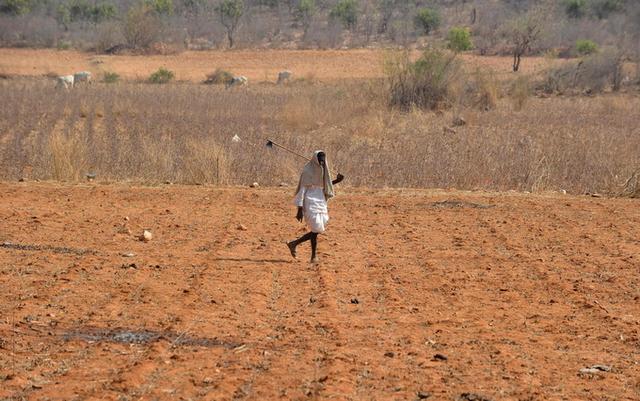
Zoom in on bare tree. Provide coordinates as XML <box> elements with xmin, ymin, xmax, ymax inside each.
<box><xmin>215</xmin><ymin>0</ymin><xmax>244</xmax><ymax>48</ymax></box>
<box><xmin>503</xmin><ymin>7</ymin><xmax>545</xmax><ymax>72</ymax></box>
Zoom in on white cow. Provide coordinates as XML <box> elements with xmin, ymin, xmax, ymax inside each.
<box><xmin>56</xmin><ymin>75</ymin><xmax>74</xmax><ymax>89</ymax></box>
<box><xmin>226</xmin><ymin>76</ymin><xmax>248</xmax><ymax>89</ymax></box>
<box><xmin>73</xmin><ymin>71</ymin><xmax>92</xmax><ymax>84</ymax></box>
<box><xmin>277</xmin><ymin>70</ymin><xmax>292</xmax><ymax>84</ymax></box>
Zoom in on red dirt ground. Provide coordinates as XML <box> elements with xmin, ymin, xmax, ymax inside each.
<box><xmin>0</xmin><ymin>183</ymin><xmax>639</xmax><ymax>400</ymax></box>
<box><xmin>0</xmin><ymin>48</ymin><xmax>564</xmax><ymax>83</ymax></box>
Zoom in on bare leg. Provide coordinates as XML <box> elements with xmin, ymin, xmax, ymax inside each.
<box><xmin>287</xmin><ymin>232</ymin><xmax>314</xmax><ymax>259</ymax></box>
<box><xmin>310</xmin><ymin>233</ymin><xmax>318</xmax><ymax>263</ymax></box>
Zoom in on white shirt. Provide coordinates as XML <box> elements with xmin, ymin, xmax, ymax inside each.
<box><xmin>294</xmin><ymin>186</ymin><xmax>328</xmax><ymax>214</ymax></box>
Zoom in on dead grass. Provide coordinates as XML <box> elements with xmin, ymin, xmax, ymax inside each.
<box><xmin>0</xmin><ymin>78</ymin><xmax>639</xmax><ymax>194</ymax></box>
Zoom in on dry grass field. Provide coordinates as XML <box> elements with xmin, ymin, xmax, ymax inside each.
<box><xmin>1</xmin><ymin>183</ymin><xmax>639</xmax><ymax>401</ymax></box>
<box><xmin>0</xmin><ymin>48</ymin><xmax>567</xmax><ymax>83</ymax></box>
<box><xmin>0</xmin><ymin>76</ymin><xmax>639</xmax><ymax>194</ymax></box>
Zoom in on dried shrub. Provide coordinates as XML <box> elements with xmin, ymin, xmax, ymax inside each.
<box><xmin>467</xmin><ymin>69</ymin><xmax>499</xmax><ymax>111</ymax></box>
<box><xmin>49</xmin><ymin>132</ymin><xmax>87</xmax><ymax>181</ymax></box>
<box><xmin>540</xmin><ymin>48</ymin><xmax>624</xmax><ymax>94</ymax></box>
<box><xmin>103</xmin><ymin>71</ymin><xmax>119</xmax><ymax>83</ymax></box>
<box><xmin>122</xmin><ymin>4</ymin><xmax>162</xmax><ymax>50</ymax></box>
<box><xmin>510</xmin><ymin>75</ymin><xmax>531</xmax><ymax>111</ymax></box>
<box><xmin>385</xmin><ymin>49</ymin><xmax>461</xmax><ymax>111</ymax></box>
<box><xmin>620</xmin><ymin>168</ymin><xmax>640</xmax><ymax>198</ymax></box>
<box><xmin>181</xmin><ymin>138</ymin><xmax>229</xmax><ymax>184</ymax></box>
<box><xmin>204</xmin><ymin>68</ymin><xmax>233</xmax><ymax>85</ymax></box>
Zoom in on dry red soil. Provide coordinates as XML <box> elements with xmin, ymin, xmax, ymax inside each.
<box><xmin>0</xmin><ymin>48</ymin><xmax>562</xmax><ymax>83</ymax></box>
<box><xmin>1</xmin><ymin>183</ymin><xmax>639</xmax><ymax>400</ymax></box>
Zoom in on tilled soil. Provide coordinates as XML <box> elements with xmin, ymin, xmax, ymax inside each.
<box><xmin>0</xmin><ymin>183</ymin><xmax>639</xmax><ymax>400</ymax></box>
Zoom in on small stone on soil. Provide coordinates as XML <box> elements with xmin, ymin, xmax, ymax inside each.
<box><xmin>384</xmin><ymin>351</ymin><xmax>395</xmax><ymax>358</ymax></box>
<box><xmin>432</xmin><ymin>353</ymin><xmax>448</xmax><ymax>361</ymax></box>
<box><xmin>350</xmin><ymin>298</ymin><xmax>359</xmax><ymax>304</ymax></box>
<box><xmin>457</xmin><ymin>393</ymin><xmax>493</xmax><ymax>401</ymax></box>
<box><xmin>416</xmin><ymin>391</ymin><xmax>431</xmax><ymax>399</ymax></box>
<box><xmin>141</xmin><ymin>230</ymin><xmax>153</xmax><ymax>242</ymax></box>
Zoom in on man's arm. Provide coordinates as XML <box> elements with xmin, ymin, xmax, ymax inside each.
<box><xmin>332</xmin><ymin>173</ymin><xmax>345</xmax><ymax>186</ymax></box>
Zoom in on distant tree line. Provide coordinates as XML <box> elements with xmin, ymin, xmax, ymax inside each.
<box><xmin>0</xmin><ymin>0</ymin><xmax>638</xmax><ymax>59</ymax></box>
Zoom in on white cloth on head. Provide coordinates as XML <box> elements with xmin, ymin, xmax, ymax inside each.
<box><xmin>294</xmin><ymin>185</ymin><xmax>329</xmax><ymax>233</ymax></box>
<box><xmin>295</xmin><ymin>150</ymin><xmax>334</xmax><ymax>200</ymax></box>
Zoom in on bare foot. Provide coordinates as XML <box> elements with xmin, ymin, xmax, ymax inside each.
<box><xmin>287</xmin><ymin>241</ymin><xmax>297</xmax><ymax>259</ymax></box>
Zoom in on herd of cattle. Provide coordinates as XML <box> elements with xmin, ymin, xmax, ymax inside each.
<box><xmin>55</xmin><ymin>69</ymin><xmax>293</xmax><ymax>89</ymax></box>
<box><xmin>55</xmin><ymin>71</ymin><xmax>92</xmax><ymax>89</ymax></box>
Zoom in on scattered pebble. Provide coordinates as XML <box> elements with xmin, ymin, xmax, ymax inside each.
<box><xmin>580</xmin><ymin>365</ymin><xmax>611</xmax><ymax>374</ymax></box>
<box><xmin>384</xmin><ymin>351</ymin><xmax>395</xmax><ymax>358</ymax></box>
<box><xmin>416</xmin><ymin>391</ymin><xmax>431</xmax><ymax>399</ymax></box>
<box><xmin>121</xmin><ymin>252</ymin><xmax>135</xmax><ymax>257</ymax></box>
<box><xmin>203</xmin><ymin>377</ymin><xmax>215</xmax><ymax>384</ymax></box>
<box><xmin>432</xmin><ymin>353</ymin><xmax>448</xmax><ymax>361</ymax></box>
<box><xmin>457</xmin><ymin>393</ymin><xmax>493</xmax><ymax>401</ymax></box>
<box><xmin>350</xmin><ymin>298</ymin><xmax>359</xmax><ymax>304</ymax></box>
<box><xmin>237</xmin><ymin>224</ymin><xmax>248</xmax><ymax>231</ymax></box>
<box><xmin>452</xmin><ymin>116</ymin><xmax>467</xmax><ymax>127</ymax></box>
<box><xmin>141</xmin><ymin>230</ymin><xmax>153</xmax><ymax>242</ymax></box>
<box><xmin>250</xmin><ymin>182</ymin><xmax>259</xmax><ymax>188</ymax></box>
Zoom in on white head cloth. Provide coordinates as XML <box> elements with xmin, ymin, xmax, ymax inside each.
<box><xmin>295</xmin><ymin>150</ymin><xmax>334</xmax><ymax>200</ymax></box>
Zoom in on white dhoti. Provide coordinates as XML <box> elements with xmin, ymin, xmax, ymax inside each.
<box><xmin>294</xmin><ymin>185</ymin><xmax>329</xmax><ymax>234</ymax></box>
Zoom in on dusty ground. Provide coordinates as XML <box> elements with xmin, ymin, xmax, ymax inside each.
<box><xmin>0</xmin><ymin>48</ymin><xmax>564</xmax><ymax>83</ymax></box>
<box><xmin>0</xmin><ymin>183</ymin><xmax>639</xmax><ymax>400</ymax></box>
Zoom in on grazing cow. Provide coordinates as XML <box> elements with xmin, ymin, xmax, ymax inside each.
<box><xmin>226</xmin><ymin>76</ymin><xmax>248</xmax><ymax>89</ymax></box>
<box><xmin>277</xmin><ymin>70</ymin><xmax>292</xmax><ymax>84</ymax></box>
<box><xmin>56</xmin><ymin>75</ymin><xmax>74</xmax><ymax>89</ymax></box>
<box><xmin>73</xmin><ymin>71</ymin><xmax>92</xmax><ymax>84</ymax></box>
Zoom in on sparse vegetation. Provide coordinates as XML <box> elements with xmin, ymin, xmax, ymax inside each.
<box><xmin>1</xmin><ymin>76</ymin><xmax>639</xmax><ymax>193</ymax></box>
<box><xmin>122</xmin><ymin>4</ymin><xmax>162</xmax><ymax>50</ymax></box>
<box><xmin>447</xmin><ymin>27</ymin><xmax>473</xmax><ymax>52</ymax></box>
<box><xmin>103</xmin><ymin>71</ymin><xmax>119</xmax><ymax>83</ymax></box>
<box><xmin>414</xmin><ymin>7</ymin><xmax>440</xmax><ymax>35</ymax></box>
<box><xmin>576</xmin><ymin>39</ymin><xmax>598</xmax><ymax>55</ymax></box>
<box><xmin>386</xmin><ymin>48</ymin><xmax>461</xmax><ymax>111</ymax></box>
<box><xmin>329</xmin><ymin>0</ymin><xmax>358</xmax><ymax>30</ymax></box>
<box><xmin>215</xmin><ymin>0</ymin><xmax>243</xmax><ymax>48</ymax></box>
<box><xmin>148</xmin><ymin>67</ymin><xmax>174</xmax><ymax>83</ymax></box>
<box><xmin>204</xmin><ymin>68</ymin><xmax>233</xmax><ymax>85</ymax></box>
<box><xmin>0</xmin><ymin>0</ymin><xmax>636</xmax><ymax>52</ymax></box>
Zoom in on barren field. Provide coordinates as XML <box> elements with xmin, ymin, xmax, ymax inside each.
<box><xmin>1</xmin><ymin>183</ymin><xmax>639</xmax><ymax>400</ymax></box>
<box><xmin>0</xmin><ymin>48</ymin><xmax>564</xmax><ymax>82</ymax></box>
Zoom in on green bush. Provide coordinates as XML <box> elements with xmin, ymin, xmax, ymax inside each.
<box><xmin>447</xmin><ymin>27</ymin><xmax>473</xmax><ymax>52</ymax></box>
<box><xmin>57</xmin><ymin>0</ymin><xmax>116</xmax><ymax>24</ymax></box>
<box><xmin>414</xmin><ymin>8</ymin><xmax>440</xmax><ymax>35</ymax></box>
<box><xmin>204</xmin><ymin>68</ymin><xmax>233</xmax><ymax>85</ymax></box>
<box><xmin>563</xmin><ymin>0</ymin><xmax>586</xmax><ymax>18</ymax></box>
<box><xmin>0</xmin><ymin>0</ymin><xmax>31</xmax><ymax>15</ymax></box>
<box><xmin>589</xmin><ymin>0</ymin><xmax>625</xmax><ymax>19</ymax></box>
<box><xmin>145</xmin><ymin>0</ymin><xmax>173</xmax><ymax>15</ymax></box>
<box><xmin>576</xmin><ymin>39</ymin><xmax>598</xmax><ymax>55</ymax></box>
<box><xmin>148</xmin><ymin>67</ymin><xmax>174</xmax><ymax>84</ymax></box>
<box><xmin>330</xmin><ymin>0</ymin><xmax>358</xmax><ymax>30</ymax></box>
<box><xmin>56</xmin><ymin>40</ymin><xmax>72</xmax><ymax>50</ymax></box>
<box><xmin>103</xmin><ymin>71</ymin><xmax>120</xmax><ymax>83</ymax></box>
